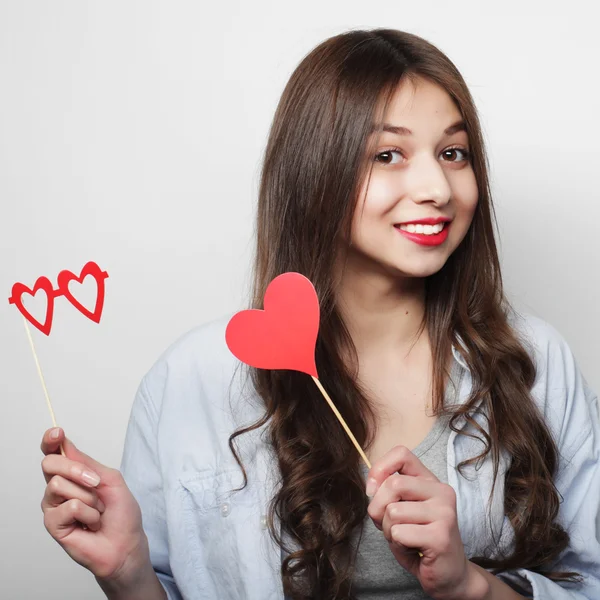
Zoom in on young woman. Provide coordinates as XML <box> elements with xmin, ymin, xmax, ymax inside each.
<box><xmin>39</xmin><ymin>29</ymin><xmax>600</xmax><ymax>600</ymax></box>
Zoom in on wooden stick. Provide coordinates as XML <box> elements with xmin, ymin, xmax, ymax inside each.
<box><xmin>23</xmin><ymin>316</ymin><xmax>66</xmax><ymax>457</ymax></box>
<box><xmin>311</xmin><ymin>375</ymin><xmax>371</xmax><ymax>469</ymax></box>
<box><xmin>311</xmin><ymin>375</ymin><xmax>423</xmax><ymax>558</ymax></box>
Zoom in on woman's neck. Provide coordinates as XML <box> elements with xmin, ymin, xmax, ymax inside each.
<box><xmin>336</xmin><ymin>263</ymin><xmax>427</xmax><ymax>358</ymax></box>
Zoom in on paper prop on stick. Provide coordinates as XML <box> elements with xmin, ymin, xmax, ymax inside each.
<box><xmin>225</xmin><ymin>272</ymin><xmax>371</xmax><ymax>469</ymax></box>
<box><xmin>8</xmin><ymin>261</ymin><xmax>109</xmax><ymax>457</ymax></box>
<box><xmin>9</xmin><ymin>261</ymin><xmax>109</xmax><ymax>335</ymax></box>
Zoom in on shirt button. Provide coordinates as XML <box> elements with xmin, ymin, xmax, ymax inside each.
<box><xmin>260</xmin><ymin>515</ymin><xmax>268</xmax><ymax>530</ymax></box>
<box><xmin>220</xmin><ymin>502</ymin><xmax>231</xmax><ymax>517</ymax></box>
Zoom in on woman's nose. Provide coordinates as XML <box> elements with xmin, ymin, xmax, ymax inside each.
<box><xmin>404</xmin><ymin>154</ymin><xmax>452</xmax><ymax>206</ymax></box>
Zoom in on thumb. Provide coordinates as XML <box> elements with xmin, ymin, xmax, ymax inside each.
<box><xmin>62</xmin><ymin>436</ymin><xmax>119</xmax><ymax>484</ymax></box>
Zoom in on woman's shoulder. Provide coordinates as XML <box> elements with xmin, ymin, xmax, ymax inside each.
<box><xmin>153</xmin><ymin>313</ymin><xmax>236</xmax><ymax>375</ymax></box>
<box><xmin>138</xmin><ymin>314</ymin><xmax>261</xmax><ymax>421</ymax></box>
<box><xmin>508</xmin><ymin>309</ymin><xmax>590</xmax><ymax>390</ymax></box>
<box><xmin>508</xmin><ymin>308</ymin><xmax>598</xmax><ymax>455</ymax></box>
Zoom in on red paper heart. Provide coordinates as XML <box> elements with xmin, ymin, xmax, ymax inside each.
<box><xmin>225</xmin><ymin>272</ymin><xmax>320</xmax><ymax>377</ymax></box>
<box><xmin>9</xmin><ymin>277</ymin><xmax>55</xmax><ymax>335</ymax></box>
<box><xmin>57</xmin><ymin>261</ymin><xmax>109</xmax><ymax>324</ymax></box>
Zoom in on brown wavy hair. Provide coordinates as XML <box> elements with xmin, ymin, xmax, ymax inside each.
<box><xmin>229</xmin><ymin>28</ymin><xmax>581</xmax><ymax>599</ymax></box>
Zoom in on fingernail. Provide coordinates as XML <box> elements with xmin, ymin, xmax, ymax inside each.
<box><xmin>50</xmin><ymin>428</ymin><xmax>61</xmax><ymax>440</ymax></box>
<box><xmin>81</xmin><ymin>470</ymin><xmax>101</xmax><ymax>487</ymax></box>
<box><xmin>366</xmin><ymin>478</ymin><xmax>377</xmax><ymax>498</ymax></box>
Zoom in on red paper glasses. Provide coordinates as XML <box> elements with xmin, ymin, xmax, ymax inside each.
<box><xmin>8</xmin><ymin>261</ymin><xmax>109</xmax><ymax>336</ymax></box>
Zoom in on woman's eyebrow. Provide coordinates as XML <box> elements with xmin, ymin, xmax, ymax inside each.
<box><xmin>371</xmin><ymin>119</ymin><xmax>466</xmax><ymax>136</ymax></box>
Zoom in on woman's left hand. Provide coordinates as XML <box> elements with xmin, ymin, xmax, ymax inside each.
<box><xmin>366</xmin><ymin>445</ymin><xmax>486</xmax><ymax>600</ymax></box>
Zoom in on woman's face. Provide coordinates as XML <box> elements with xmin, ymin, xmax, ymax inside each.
<box><xmin>349</xmin><ymin>76</ymin><xmax>479</xmax><ymax>280</ymax></box>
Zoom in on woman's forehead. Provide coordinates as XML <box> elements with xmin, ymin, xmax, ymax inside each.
<box><xmin>374</xmin><ymin>77</ymin><xmax>463</xmax><ymax>135</ymax></box>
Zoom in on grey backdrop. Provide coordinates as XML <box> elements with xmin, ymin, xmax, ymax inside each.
<box><xmin>1</xmin><ymin>1</ymin><xmax>598</xmax><ymax>598</ymax></box>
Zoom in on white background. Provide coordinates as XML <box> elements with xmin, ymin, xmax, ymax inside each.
<box><xmin>1</xmin><ymin>1</ymin><xmax>598</xmax><ymax>598</ymax></box>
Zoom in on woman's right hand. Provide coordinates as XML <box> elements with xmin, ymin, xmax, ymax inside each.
<box><xmin>40</xmin><ymin>427</ymin><xmax>151</xmax><ymax>587</ymax></box>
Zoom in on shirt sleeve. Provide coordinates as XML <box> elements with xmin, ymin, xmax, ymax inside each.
<box><xmin>496</xmin><ymin>372</ymin><xmax>600</xmax><ymax>599</ymax></box>
<box><xmin>120</xmin><ymin>374</ymin><xmax>183</xmax><ymax>600</ymax></box>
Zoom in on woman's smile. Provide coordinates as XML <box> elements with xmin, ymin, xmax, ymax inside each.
<box><xmin>394</xmin><ymin>220</ymin><xmax>451</xmax><ymax>246</ymax></box>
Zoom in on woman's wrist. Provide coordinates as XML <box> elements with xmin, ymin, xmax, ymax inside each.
<box><xmin>463</xmin><ymin>561</ymin><xmax>529</xmax><ymax>600</ymax></box>
<box><xmin>95</xmin><ymin>551</ymin><xmax>167</xmax><ymax>600</ymax></box>
<box><xmin>429</xmin><ymin>560</ymin><xmax>489</xmax><ymax>600</ymax></box>
<box><xmin>461</xmin><ymin>562</ymin><xmax>491</xmax><ymax>600</ymax></box>
<box><xmin>435</xmin><ymin>561</ymin><xmax>489</xmax><ymax>600</ymax></box>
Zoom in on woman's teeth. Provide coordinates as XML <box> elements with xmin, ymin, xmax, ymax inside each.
<box><xmin>398</xmin><ymin>223</ymin><xmax>446</xmax><ymax>235</ymax></box>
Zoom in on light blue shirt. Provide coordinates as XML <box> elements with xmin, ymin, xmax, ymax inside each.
<box><xmin>119</xmin><ymin>312</ymin><xmax>600</xmax><ymax>599</ymax></box>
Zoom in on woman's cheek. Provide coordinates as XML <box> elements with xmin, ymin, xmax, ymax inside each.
<box><xmin>363</xmin><ymin>178</ymin><xmax>403</xmax><ymax>216</ymax></box>
<box><xmin>454</xmin><ymin>169</ymin><xmax>479</xmax><ymax>211</ymax></box>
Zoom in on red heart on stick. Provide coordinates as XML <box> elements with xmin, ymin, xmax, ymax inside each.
<box><xmin>225</xmin><ymin>272</ymin><xmax>320</xmax><ymax>377</ymax></box>
<box><xmin>57</xmin><ymin>261</ymin><xmax>108</xmax><ymax>324</ymax></box>
<box><xmin>9</xmin><ymin>277</ymin><xmax>55</xmax><ymax>335</ymax></box>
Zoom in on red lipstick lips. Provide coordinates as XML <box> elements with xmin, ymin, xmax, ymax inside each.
<box><xmin>394</xmin><ymin>217</ymin><xmax>452</xmax><ymax>246</ymax></box>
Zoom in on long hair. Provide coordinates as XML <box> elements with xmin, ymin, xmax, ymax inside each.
<box><xmin>229</xmin><ymin>29</ymin><xmax>581</xmax><ymax>599</ymax></box>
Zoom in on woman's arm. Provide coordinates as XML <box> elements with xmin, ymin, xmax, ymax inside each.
<box><xmin>495</xmin><ymin>318</ymin><xmax>600</xmax><ymax>599</ymax></box>
<box><xmin>464</xmin><ymin>381</ymin><xmax>599</xmax><ymax>600</ymax></box>
<box><xmin>496</xmin><ymin>389</ymin><xmax>600</xmax><ymax>599</ymax></box>
<box><xmin>118</xmin><ymin>373</ymin><xmax>184</xmax><ymax>600</ymax></box>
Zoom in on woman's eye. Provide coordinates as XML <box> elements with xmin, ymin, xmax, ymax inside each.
<box><xmin>374</xmin><ymin>147</ymin><xmax>470</xmax><ymax>166</ymax></box>
<box><xmin>441</xmin><ymin>147</ymin><xmax>470</xmax><ymax>162</ymax></box>
<box><xmin>374</xmin><ymin>150</ymin><xmax>403</xmax><ymax>165</ymax></box>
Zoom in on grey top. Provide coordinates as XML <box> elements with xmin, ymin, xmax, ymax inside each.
<box><xmin>351</xmin><ymin>360</ymin><xmax>463</xmax><ymax>599</ymax></box>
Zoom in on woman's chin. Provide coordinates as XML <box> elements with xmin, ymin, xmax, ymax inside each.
<box><xmin>344</xmin><ymin>247</ymin><xmax>449</xmax><ymax>280</ymax></box>
<box><xmin>384</xmin><ymin>256</ymin><xmax>449</xmax><ymax>279</ymax></box>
